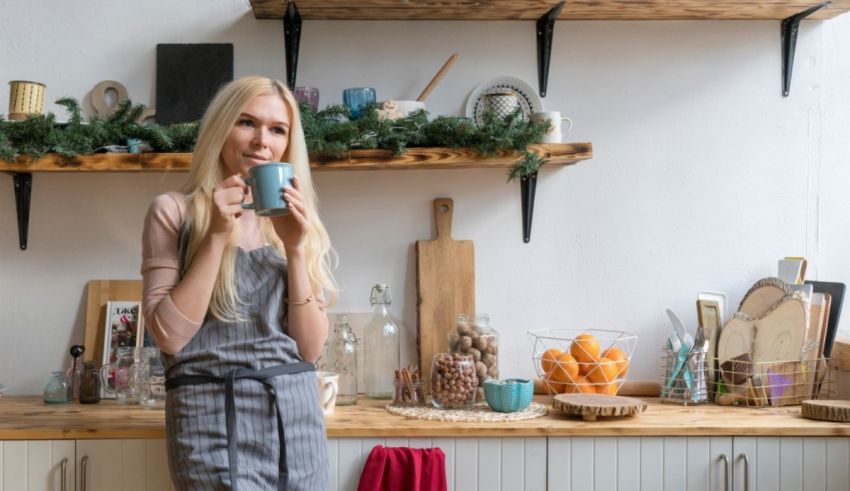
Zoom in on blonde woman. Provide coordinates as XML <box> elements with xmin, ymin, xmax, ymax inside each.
<box><xmin>141</xmin><ymin>76</ymin><xmax>336</xmax><ymax>490</ymax></box>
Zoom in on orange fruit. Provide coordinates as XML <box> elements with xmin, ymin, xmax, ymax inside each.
<box><xmin>543</xmin><ymin>366</ymin><xmax>571</xmax><ymax>394</ymax></box>
<box><xmin>588</xmin><ymin>358</ymin><xmax>620</xmax><ymax>385</ymax></box>
<box><xmin>570</xmin><ymin>333</ymin><xmax>600</xmax><ymax>364</ymax></box>
<box><xmin>601</xmin><ymin>347</ymin><xmax>629</xmax><ymax>377</ymax></box>
<box><xmin>565</xmin><ymin>375</ymin><xmax>596</xmax><ymax>394</ymax></box>
<box><xmin>540</xmin><ymin>348</ymin><xmax>563</xmax><ymax>374</ymax></box>
<box><xmin>552</xmin><ymin>352</ymin><xmax>579</xmax><ymax>380</ymax></box>
<box><xmin>578</xmin><ymin>360</ymin><xmax>594</xmax><ymax>376</ymax></box>
<box><xmin>597</xmin><ymin>382</ymin><xmax>621</xmax><ymax>395</ymax></box>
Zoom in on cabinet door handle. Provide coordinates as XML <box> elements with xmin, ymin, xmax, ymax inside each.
<box><xmin>60</xmin><ymin>457</ymin><xmax>68</xmax><ymax>491</ymax></box>
<box><xmin>737</xmin><ymin>453</ymin><xmax>750</xmax><ymax>491</ymax></box>
<box><xmin>718</xmin><ymin>453</ymin><xmax>730</xmax><ymax>491</ymax></box>
<box><xmin>80</xmin><ymin>455</ymin><xmax>88</xmax><ymax>491</ymax></box>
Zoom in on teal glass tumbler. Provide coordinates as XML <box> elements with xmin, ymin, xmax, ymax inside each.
<box><xmin>43</xmin><ymin>371</ymin><xmax>72</xmax><ymax>404</ymax></box>
<box><xmin>343</xmin><ymin>87</ymin><xmax>376</xmax><ymax>119</ymax></box>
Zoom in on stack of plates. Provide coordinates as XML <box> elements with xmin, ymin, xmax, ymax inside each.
<box><xmin>465</xmin><ymin>76</ymin><xmax>542</xmax><ymax>125</ymax></box>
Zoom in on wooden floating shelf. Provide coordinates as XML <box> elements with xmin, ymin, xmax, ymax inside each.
<box><xmin>249</xmin><ymin>0</ymin><xmax>850</xmax><ymax>21</ymax></box>
<box><xmin>2</xmin><ymin>143</ymin><xmax>592</xmax><ymax>173</ymax></box>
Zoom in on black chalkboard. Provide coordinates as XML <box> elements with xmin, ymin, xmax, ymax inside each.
<box><xmin>156</xmin><ymin>44</ymin><xmax>233</xmax><ymax>124</ymax></box>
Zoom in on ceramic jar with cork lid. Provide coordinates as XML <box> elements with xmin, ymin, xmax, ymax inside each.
<box><xmin>448</xmin><ymin>313</ymin><xmax>498</xmax><ymax>400</ymax></box>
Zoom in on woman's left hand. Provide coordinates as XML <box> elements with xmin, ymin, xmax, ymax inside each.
<box><xmin>271</xmin><ymin>175</ymin><xmax>310</xmax><ymax>256</ymax></box>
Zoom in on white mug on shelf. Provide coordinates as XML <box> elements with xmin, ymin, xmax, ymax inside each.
<box><xmin>530</xmin><ymin>111</ymin><xmax>573</xmax><ymax>143</ymax></box>
<box><xmin>316</xmin><ymin>371</ymin><xmax>339</xmax><ymax>417</ymax></box>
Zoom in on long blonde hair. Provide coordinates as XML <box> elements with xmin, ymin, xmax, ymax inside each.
<box><xmin>182</xmin><ymin>76</ymin><xmax>337</xmax><ymax>320</ymax></box>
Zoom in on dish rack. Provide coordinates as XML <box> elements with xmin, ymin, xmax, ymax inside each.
<box><xmin>661</xmin><ymin>350</ymin><xmax>834</xmax><ymax>407</ymax></box>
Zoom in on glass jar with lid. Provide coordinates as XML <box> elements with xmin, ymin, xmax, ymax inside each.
<box><xmin>448</xmin><ymin>313</ymin><xmax>498</xmax><ymax>399</ymax></box>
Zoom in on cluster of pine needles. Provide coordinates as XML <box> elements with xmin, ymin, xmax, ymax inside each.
<box><xmin>1</xmin><ymin>99</ymin><xmax>550</xmax><ymax>181</ymax></box>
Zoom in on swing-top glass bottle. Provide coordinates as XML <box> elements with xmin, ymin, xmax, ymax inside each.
<box><xmin>363</xmin><ymin>284</ymin><xmax>400</xmax><ymax>399</ymax></box>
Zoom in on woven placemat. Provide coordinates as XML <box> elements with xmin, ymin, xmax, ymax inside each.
<box><xmin>386</xmin><ymin>402</ymin><xmax>548</xmax><ymax>422</ymax></box>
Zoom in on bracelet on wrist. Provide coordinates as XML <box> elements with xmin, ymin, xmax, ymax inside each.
<box><xmin>286</xmin><ymin>293</ymin><xmax>314</xmax><ymax>306</ymax></box>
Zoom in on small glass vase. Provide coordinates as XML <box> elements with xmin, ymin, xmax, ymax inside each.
<box><xmin>43</xmin><ymin>371</ymin><xmax>71</xmax><ymax>404</ymax></box>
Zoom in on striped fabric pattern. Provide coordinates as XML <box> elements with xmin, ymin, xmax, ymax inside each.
<box><xmin>164</xmin><ymin>246</ymin><xmax>328</xmax><ymax>490</ymax></box>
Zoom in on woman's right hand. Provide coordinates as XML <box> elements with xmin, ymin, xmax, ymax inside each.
<box><xmin>209</xmin><ymin>174</ymin><xmax>248</xmax><ymax>238</ymax></box>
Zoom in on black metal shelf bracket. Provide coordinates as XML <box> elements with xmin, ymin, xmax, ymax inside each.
<box><xmin>7</xmin><ymin>172</ymin><xmax>32</xmax><ymax>250</ymax></box>
<box><xmin>537</xmin><ymin>1</ymin><xmax>565</xmax><ymax>98</ymax></box>
<box><xmin>781</xmin><ymin>1</ymin><xmax>830</xmax><ymax>97</ymax></box>
<box><xmin>520</xmin><ymin>171</ymin><xmax>538</xmax><ymax>243</ymax></box>
<box><xmin>283</xmin><ymin>1</ymin><xmax>302</xmax><ymax>89</ymax></box>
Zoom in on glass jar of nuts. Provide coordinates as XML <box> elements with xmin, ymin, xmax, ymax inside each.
<box><xmin>430</xmin><ymin>353</ymin><xmax>478</xmax><ymax>409</ymax></box>
<box><xmin>448</xmin><ymin>314</ymin><xmax>498</xmax><ymax>400</ymax></box>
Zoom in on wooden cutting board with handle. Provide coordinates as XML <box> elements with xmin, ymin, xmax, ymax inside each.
<box><xmin>416</xmin><ymin>198</ymin><xmax>475</xmax><ymax>393</ymax></box>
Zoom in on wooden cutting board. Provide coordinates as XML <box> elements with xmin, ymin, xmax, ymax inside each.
<box><xmin>416</xmin><ymin>198</ymin><xmax>475</xmax><ymax>392</ymax></box>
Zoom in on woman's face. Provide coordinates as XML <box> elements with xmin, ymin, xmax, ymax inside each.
<box><xmin>221</xmin><ymin>93</ymin><xmax>291</xmax><ymax>176</ymax></box>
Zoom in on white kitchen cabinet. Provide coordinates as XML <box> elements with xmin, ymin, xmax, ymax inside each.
<box><xmin>0</xmin><ymin>439</ymin><xmax>171</xmax><ymax>491</ymax></box>
<box><xmin>328</xmin><ymin>437</ymin><xmax>547</xmax><ymax>491</ymax></box>
<box><xmin>75</xmin><ymin>439</ymin><xmax>172</xmax><ymax>491</ymax></box>
<box><xmin>0</xmin><ymin>440</ymin><xmax>75</xmax><ymax>491</ymax></box>
<box><xmin>547</xmin><ymin>436</ymin><xmax>850</xmax><ymax>491</ymax></box>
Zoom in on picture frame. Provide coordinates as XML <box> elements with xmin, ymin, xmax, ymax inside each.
<box><xmin>697</xmin><ymin>299</ymin><xmax>723</xmax><ymax>390</ymax></box>
<box><xmin>101</xmin><ymin>300</ymin><xmax>142</xmax><ymax>398</ymax></box>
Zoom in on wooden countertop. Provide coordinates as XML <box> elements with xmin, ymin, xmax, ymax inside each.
<box><xmin>1</xmin><ymin>395</ymin><xmax>848</xmax><ymax>440</ymax></box>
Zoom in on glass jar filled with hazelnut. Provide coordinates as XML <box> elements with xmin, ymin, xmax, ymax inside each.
<box><xmin>448</xmin><ymin>314</ymin><xmax>498</xmax><ymax>400</ymax></box>
<box><xmin>430</xmin><ymin>353</ymin><xmax>477</xmax><ymax>409</ymax></box>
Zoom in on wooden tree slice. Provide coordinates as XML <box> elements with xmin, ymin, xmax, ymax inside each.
<box><xmin>717</xmin><ymin>315</ymin><xmax>754</xmax><ymax>366</ymax></box>
<box><xmin>752</xmin><ymin>296</ymin><xmax>807</xmax><ymax>376</ymax></box>
<box><xmin>739</xmin><ymin>277</ymin><xmax>792</xmax><ymax>317</ymax></box>
<box><xmin>801</xmin><ymin>400</ymin><xmax>850</xmax><ymax>422</ymax></box>
<box><xmin>553</xmin><ymin>394</ymin><xmax>647</xmax><ymax>421</ymax></box>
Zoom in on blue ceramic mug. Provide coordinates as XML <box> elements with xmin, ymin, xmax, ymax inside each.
<box><xmin>241</xmin><ymin>162</ymin><xmax>294</xmax><ymax>217</ymax></box>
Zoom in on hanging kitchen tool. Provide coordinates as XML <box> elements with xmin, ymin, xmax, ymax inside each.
<box><xmin>415</xmin><ymin>198</ymin><xmax>475</xmax><ymax>394</ymax></box>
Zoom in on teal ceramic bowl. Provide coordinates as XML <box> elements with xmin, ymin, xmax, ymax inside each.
<box><xmin>483</xmin><ymin>378</ymin><xmax>534</xmax><ymax>413</ymax></box>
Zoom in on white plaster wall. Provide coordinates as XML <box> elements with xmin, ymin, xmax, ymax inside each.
<box><xmin>1</xmin><ymin>0</ymin><xmax>849</xmax><ymax>394</ymax></box>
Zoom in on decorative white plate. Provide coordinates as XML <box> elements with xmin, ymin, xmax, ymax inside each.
<box><xmin>465</xmin><ymin>76</ymin><xmax>542</xmax><ymax>125</ymax></box>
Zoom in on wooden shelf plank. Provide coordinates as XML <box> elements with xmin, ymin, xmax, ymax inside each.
<box><xmin>250</xmin><ymin>0</ymin><xmax>850</xmax><ymax>21</ymax></box>
<box><xmin>1</xmin><ymin>143</ymin><xmax>592</xmax><ymax>173</ymax></box>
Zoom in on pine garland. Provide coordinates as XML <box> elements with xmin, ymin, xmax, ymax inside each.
<box><xmin>1</xmin><ymin>98</ymin><xmax>550</xmax><ymax>180</ymax></box>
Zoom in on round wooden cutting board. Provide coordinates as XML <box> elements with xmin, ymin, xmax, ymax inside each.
<box><xmin>801</xmin><ymin>400</ymin><xmax>850</xmax><ymax>422</ymax></box>
<box><xmin>553</xmin><ymin>394</ymin><xmax>648</xmax><ymax>421</ymax></box>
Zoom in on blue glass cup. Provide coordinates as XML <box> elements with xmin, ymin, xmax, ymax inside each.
<box><xmin>293</xmin><ymin>86</ymin><xmax>319</xmax><ymax>112</ymax></box>
<box><xmin>343</xmin><ymin>87</ymin><xmax>376</xmax><ymax>119</ymax></box>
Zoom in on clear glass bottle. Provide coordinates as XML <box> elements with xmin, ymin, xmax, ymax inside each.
<box><xmin>43</xmin><ymin>371</ymin><xmax>71</xmax><ymax>404</ymax></box>
<box><xmin>363</xmin><ymin>284</ymin><xmax>400</xmax><ymax>399</ymax></box>
<box><xmin>449</xmin><ymin>314</ymin><xmax>499</xmax><ymax>400</ymax></box>
<box><xmin>331</xmin><ymin>314</ymin><xmax>358</xmax><ymax>405</ymax></box>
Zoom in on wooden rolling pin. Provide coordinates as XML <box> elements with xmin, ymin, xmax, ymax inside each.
<box><xmin>416</xmin><ymin>53</ymin><xmax>459</xmax><ymax>102</ymax></box>
<box><xmin>534</xmin><ymin>379</ymin><xmax>661</xmax><ymax>397</ymax></box>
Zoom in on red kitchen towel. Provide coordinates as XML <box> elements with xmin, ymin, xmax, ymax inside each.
<box><xmin>357</xmin><ymin>445</ymin><xmax>447</xmax><ymax>491</ymax></box>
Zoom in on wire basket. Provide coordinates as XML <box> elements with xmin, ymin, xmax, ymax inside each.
<box><xmin>717</xmin><ymin>356</ymin><xmax>833</xmax><ymax>407</ymax></box>
<box><xmin>662</xmin><ymin>352</ymin><xmax>834</xmax><ymax>407</ymax></box>
<box><xmin>528</xmin><ymin>329</ymin><xmax>638</xmax><ymax>396</ymax></box>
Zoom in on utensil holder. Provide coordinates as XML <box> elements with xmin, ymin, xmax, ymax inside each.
<box><xmin>661</xmin><ymin>348</ymin><xmax>709</xmax><ymax>405</ymax></box>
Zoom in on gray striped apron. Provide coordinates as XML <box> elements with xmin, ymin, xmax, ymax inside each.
<box><xmin>163</xmin><ymin>242</ymin><xmax>328</xmax><ymax>491</ymax></box>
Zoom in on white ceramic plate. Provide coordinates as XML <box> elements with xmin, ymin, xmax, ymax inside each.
<box><xmin>465</xmin><ymin>76</ymin><xmax>542</xmax><ymax>125</ymax></box>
